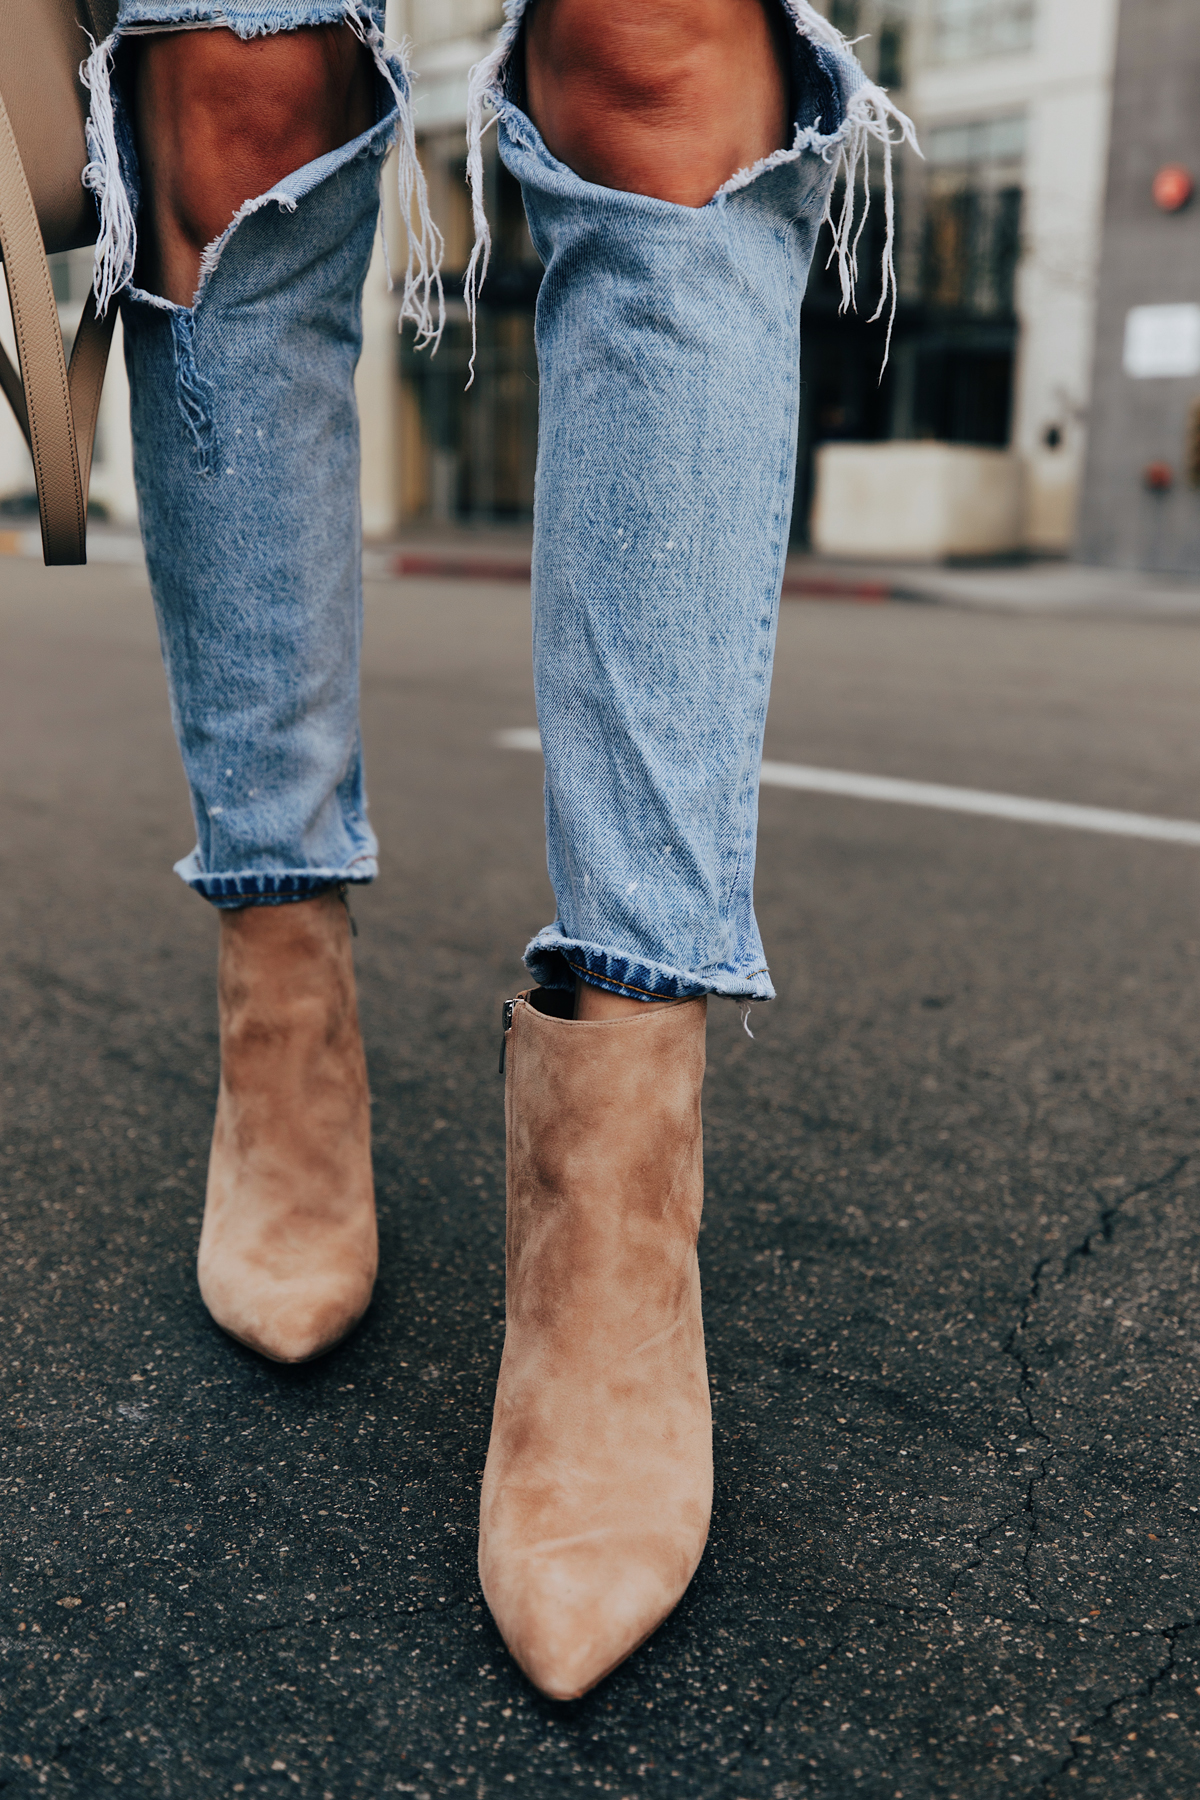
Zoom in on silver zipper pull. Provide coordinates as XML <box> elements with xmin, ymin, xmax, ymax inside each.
<box><xmin>499</xmin><ymin>998</ymin><xmax>517</xmax><ymax>1075</ymax></box>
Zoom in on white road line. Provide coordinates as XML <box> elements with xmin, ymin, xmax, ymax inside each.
<box><xmin>496</xmin><ymin>728</ymin><xmax>546</xmax><ymax>753</ymax></box>
<box><xmin>495</xmin><ymin>730</ymin><xmax>1200</xmax><ymax>849</ymax></box>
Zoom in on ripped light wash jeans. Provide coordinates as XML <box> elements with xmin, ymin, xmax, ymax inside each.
<box><xmin>84</xmin><ymin>1</ymin><xmax>436</xmax><ymax>906</ymax></box>
<box><xmin>87</xmin><ymin>0</ymin><xmax>908</xmax><ymax>997</ymax></box>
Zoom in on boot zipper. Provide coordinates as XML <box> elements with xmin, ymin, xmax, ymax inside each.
<box><xmin>499</xmin><ymin>997</ymin><xmax>517</xmax><ymax>1075</ymax></box>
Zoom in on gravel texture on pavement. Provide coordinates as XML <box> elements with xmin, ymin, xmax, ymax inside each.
<box><xmin>2</xmin><ymin>564</ymin><xmax>1200</xmax><ymax>1798</ymax></box>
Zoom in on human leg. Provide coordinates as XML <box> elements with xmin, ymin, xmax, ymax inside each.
<box><xmin>133</xmin><ymin>24</ymin><xmax>375</xmax><ymax>306</ymax></box>
<box><xmin>525</xmin><ymin>0</ymin><xmax>791</xmax><ymax>206</ymax></box>
<box><xmin>479</xmin><ymin>1</ymin><xmax>873</xmax><ymax>1016</ymax></box>
<box><xmin>473</xmin><ymin>0</ymin><xmax>911</xmax><ymax>1695</ymax></box>
<box><xmin>538</xmin><ymin>0</ymin><xmax>790</xmax><ymax>1027</ymax></box>
<box><xmin>85</xmin><ymin>6</ymin><xmax>437</xmax><ymax>1360</ymax></box>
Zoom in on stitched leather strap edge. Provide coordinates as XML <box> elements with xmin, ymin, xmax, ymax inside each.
<box><xmin>0</xmin><ymin>86</ymin><xmax>88</xmax><ymax>563</ymax></box>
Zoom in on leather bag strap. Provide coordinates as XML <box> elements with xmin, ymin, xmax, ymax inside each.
<box><xmin>0</xmin><ymin>293</ymin><xmax>117</xmax><ymax>528</ymax></box>
<box><xmin>0</xmin><ymin>85</ymin><xmax>114</xmax><ymax>564</ymax></box>
<box><xmin>67</xmin><ymin>285</ymin><xmax>117</xmax><ymax>504</ymax></box>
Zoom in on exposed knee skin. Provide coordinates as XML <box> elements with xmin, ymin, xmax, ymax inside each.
<box><xmin>524</xmin><ymin>0</ymin><xmax>790</xmax><ymax>207</ymax></box>
<box><xmin>134</xmin><ymin>25</ymin><xmax>375</xmax><ymax>306</ymax></box>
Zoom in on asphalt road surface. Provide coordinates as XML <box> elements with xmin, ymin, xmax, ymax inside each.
<box><xmin>3</xmin><ymin>557</ymin><xmax>1200</xmax><ymax>1800</ymax></box>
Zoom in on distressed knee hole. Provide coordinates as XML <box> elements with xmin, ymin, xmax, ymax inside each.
<box><xmin>521</xmin><ymin>0</ymin><xmax>792</xmax><ymax>207</ymax></box>
<box><xmin>82</xmin><ymin>6</ymin><xmax>442</xmax><ymax>339</ymax></box>
<box><xmin>134</xmin><ymin>25</ymin><xmax>375</xmax><ymax>261</ymax></box>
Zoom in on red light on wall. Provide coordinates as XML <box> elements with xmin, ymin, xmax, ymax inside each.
<box><xmin>1153</xmin><ymin>164</ymin><xmax>1194</xmax><ymax>212</ymax></box>
<box><xmin>1144</xmin><ymin>461</ymin><xmax>1174</xmax><ymax>492</ymax></box>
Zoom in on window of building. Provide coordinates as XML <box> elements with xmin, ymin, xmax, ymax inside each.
<box><xmin>922</xmin><ymin>113</ymin><xmax>1025</xmax><ymax>318</ymax></box>
<box><xmin>400</xmin><ymin>141</ymin><xmax>542</xmax><ymax>523</ymax></box>
<box><xmin>932</xmin><ymin>0</ymin><xmax>1035</xmax><ymax>63</ymax></box>
<box><xmin>925</xmin><ymin>113</ymin><xmax>1027</xmax><ymax>169</ymax></box>
<box><xmin>908</xmin><ymin>111</ymin><xmax>1026</xmax><ymax>446</ymax></box>
<box><xmin>825</xmin><ymin>0</ymin><xmax>911</xmax><ymax>88</ymax></box>
<box><xmin>877</xmin><ymin>16</ymin><xmax>907</xmax><ymax>88</ymax></box>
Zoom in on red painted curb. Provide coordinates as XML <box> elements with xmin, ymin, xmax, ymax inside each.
<box><xmin>392</xmin><ymin>553</ymin><xmax>532</xmax><ymax>582</ymax></box>
<box><xmin>392</xmin><ymin>551</ymin><xmax>895</xmax><ymax>603</ymax></box>
<box><xmin>780</xmin><ymin>574</ymin><xmax>893</xmax><ymax>603</ymax></box>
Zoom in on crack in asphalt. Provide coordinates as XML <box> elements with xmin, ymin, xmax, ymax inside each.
<box><xmin>725</xmin><ymin>1155</ymin><xmax>1199</xmax><ymax>1788</ymax></box>
<box><xmin>995</xmin><ymin>1157</ymin><xmax>1192</xmax><ymax>1620</ymax></box>
<box><xmin>945</xmin><ymin>1503</ymin><xmax>1027</xmax><ymax>1607</ymax></box>
<box><xmin>1030</xmin><ymin>1616</ymin><xmax>1200</xmax><ymax>1796</ymax></box>
<box><xmin>938</xmin><ymin>1248</ymin><xmax>1057</xmax><ymax>1624</ymax></box>
<box><xmin>1002</xmin><ymin>1256</ymin><xmax>1056</xmax><ymax>1618</ymax></box>
<box><xmin>1059</xmin><ymin>1155</ymin><xmax>1192</xmax><ymax>1282</ymax></box>
<box><xmin>739</xmin><ymin>1631</ymin><xmax>849</xmax><ymax>1766</ymax></box>
<box><xmin>1007</xmin><ymin>1154</ymin><xmax>1198</xmax><ymax>1793</ymax></box>
<box><xmin>20</xmin><ymin>1165</ymin><xmax>1195</xmax><ymax>1792</ymax></box>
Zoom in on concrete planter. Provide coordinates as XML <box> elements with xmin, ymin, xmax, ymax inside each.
<box><xmin>811</xmin><ymin>442</ymin><xmax>1026</xmax><ymax>561</ymax></box>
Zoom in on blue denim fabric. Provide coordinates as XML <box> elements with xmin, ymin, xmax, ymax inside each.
<box><xmin>485</xmin><ymin>13</ymin><xmax>867</xmax><ymax>1001</ymax></box>
<box><xmin>107</xmin><ymin>0</ymin><xmax>890</xmax><ymax>982</ymax></box>
<box><xmin>108</xmin><ymin>1</ymin><xmax>395</xmax><ymax>904</ymax></box>
<box><xmin>114</xmin><ymin>2</ymin><xmax>382</xmax><ymax>33</ymax></box>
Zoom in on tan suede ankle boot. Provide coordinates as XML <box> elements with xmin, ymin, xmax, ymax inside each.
<box><xmin>480</xmin><ymin>988</ymin><xmax>712</xmax><ymax>1700</ymax></box>
<box><xmin>197</xmin><ymin>891</ymin><xmax>376</xmax><ymax>1364</ymax></box>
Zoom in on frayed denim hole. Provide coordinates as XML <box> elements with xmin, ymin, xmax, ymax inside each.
<box><xmin>109</xmin><ymin>43</ymin><xmax>145</xmax><ymax>217</ymax></box>
<box><xmin>169</xmin><ymin>311</ymin><xmax>218</xmax><ymax>474</ymax></box>
<box><xmin>82</xmin><ymin>31</ymin><xmax>141</xmax><ymax>312</ymax></box>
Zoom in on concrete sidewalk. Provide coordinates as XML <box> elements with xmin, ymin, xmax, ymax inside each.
<box><xmin>845</xmin><ymin>556</ymin><xmax>1200</xmax><ymax>616</ymax></box>
<box><xmin>387</xmin><ymin>529</ymin><xmax>1200</xmax><ymax>616</ymax></box>
<box><xmin>388</xmin><ymin>531</ymin><xmax>1200</xmax><ymax>616</ymax></box>
<box><xmin>9</xmin><ymin>518</ymin><xmax>1196</xmax><ymax>617</ymax></box>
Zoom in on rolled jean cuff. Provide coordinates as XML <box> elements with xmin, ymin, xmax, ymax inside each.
<box><xmin>525</xmin><ymin>931</ymin><xmax>776</xmax><ymax>1004</ymax></box>
<box><xmin>176</xmin><ymin>852</ymin><xmax>378</xmax><ymax>909</ymax></box>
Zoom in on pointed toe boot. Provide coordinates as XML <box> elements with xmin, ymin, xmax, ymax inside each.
<box><xmin>480</xmin><ymin>988</ymin><xmax>711</xmax><ymax>1700</ymax></box>
<box><xmin>197</xmin><ymin>891</ymin><xmax>377</xmax><ymax>1364</ymax></box>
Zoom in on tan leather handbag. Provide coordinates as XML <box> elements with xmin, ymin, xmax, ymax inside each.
<box><xmin>0</xmin><ymin>0</ymin><xmax>121</xmax><ymax>564</ymax></box>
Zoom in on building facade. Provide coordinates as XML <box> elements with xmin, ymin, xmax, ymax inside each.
<box><xmin>1078</xmin><ymin>0</ymin><xmax>1200</xmax><ymax>575</ymax></box>
<box><xmin>0</xmin><ymin>0</ymin><xmax>1125</xmax><ymax>556</ymax></box>
<box><xmin>392</xmin><ymin>0</ymin><xmax>539</xmax><ymax>528</ymax></box>
<box><xmin>901</xmin><ymin>0</ymin><xmax>1121</xmax><ymax>550</ymax></box>
<box><xmin>396</xmin><ymin>0</ymin><xmax>1122</xmax><ymax>553</ymax></box>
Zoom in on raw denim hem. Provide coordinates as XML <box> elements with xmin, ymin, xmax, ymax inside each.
<box><xmin>111</xmin><ymin>4</ymin><xmax>376</xmax><ymax>33</ymax></box>
<box><xmin>176</xmin><ymin>861</ymin><xmax>377</xmax><ymax>909</ymax></box>
<box><xmin>524</xmin><ymin>935</ymin><xmax>776</xmax><ymax>1004</ymax></box>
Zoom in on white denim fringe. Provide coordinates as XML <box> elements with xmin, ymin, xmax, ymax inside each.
<box><xmin>463</xmin><ymin>0</ymin><xmax>919</xmax><ymax>370</ymax></box>
<box><xmin>79</xmin><ymin>1</ymin><xmax>444</xmax><ymax>348</ymax></box>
